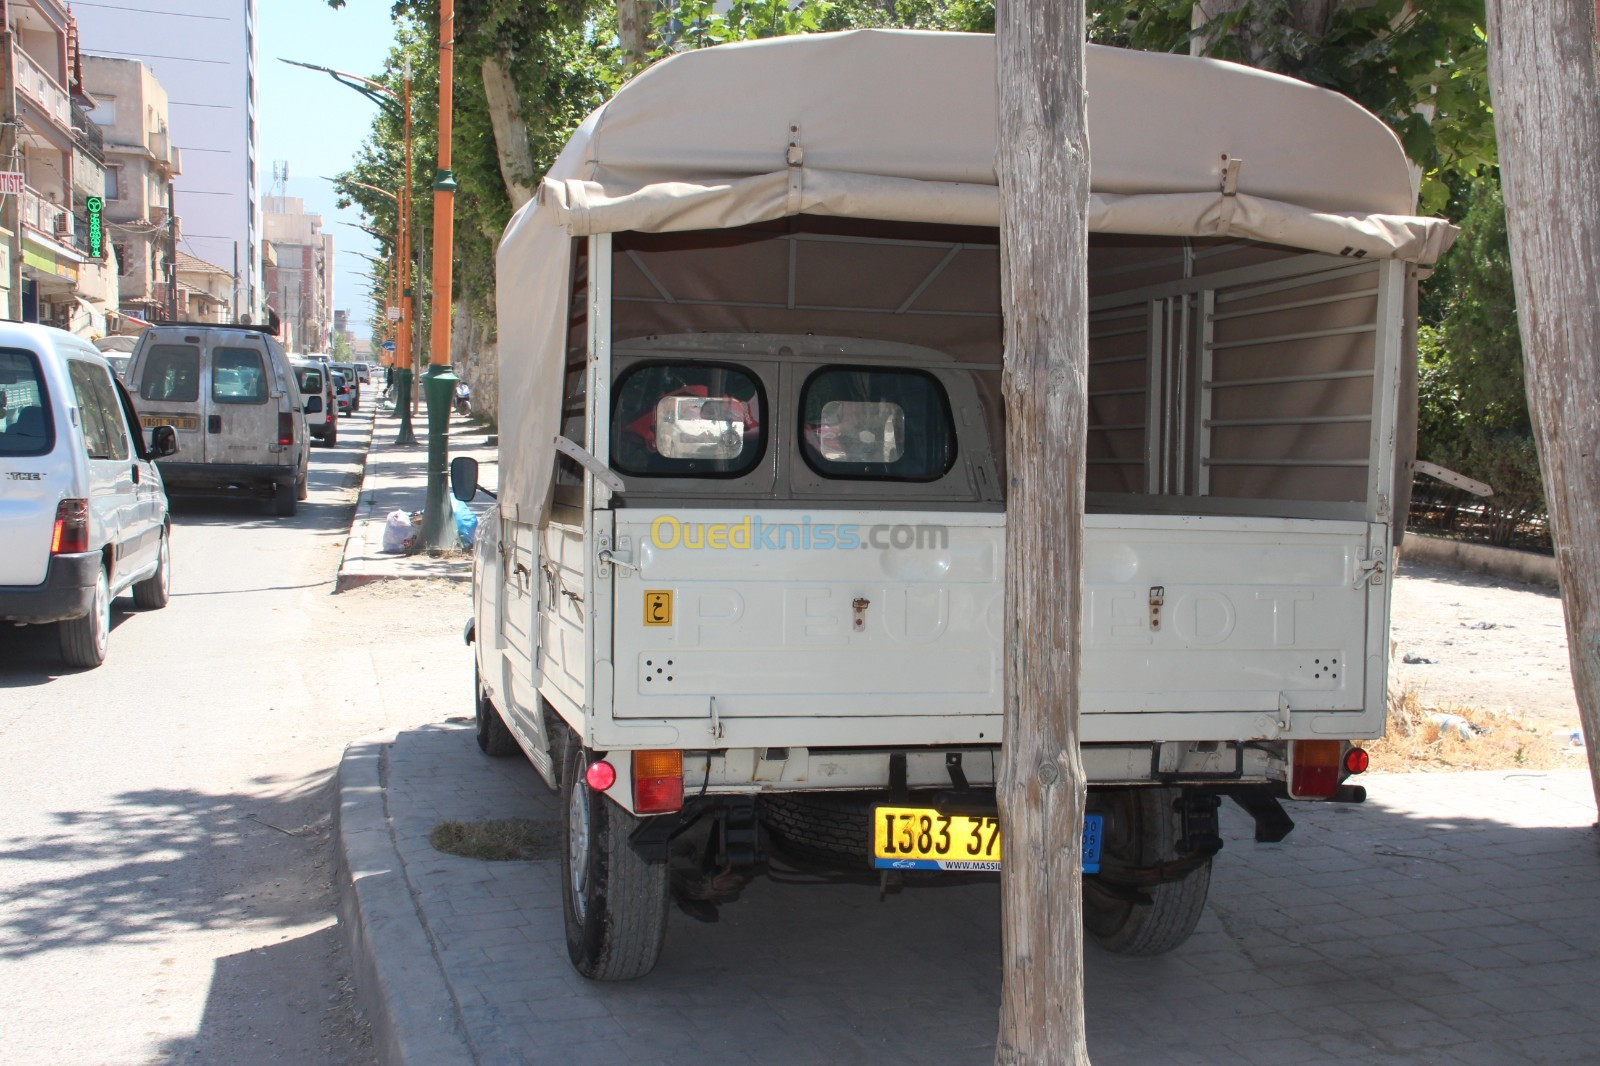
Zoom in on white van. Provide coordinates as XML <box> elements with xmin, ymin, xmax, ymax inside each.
<box><xmin>462</xmin><ymin>31</ymin><xmax>1455</xmax><ymax>979</ymax></box>
<box><xmin>291</xmin><ymin>358</ymin><xmax>338</xmax><ymax>447</ymax></box>
<box><xmin>0</xmin><ymin>323</ymin><xmax>176</xmax><ymax>667</ymax></box>
<box><xmin>126</xmin><ymin>323</ymin><xmax>309</xmax><ymax>516</ymax></box>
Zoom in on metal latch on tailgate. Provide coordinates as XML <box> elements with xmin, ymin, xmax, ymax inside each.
<box><xmin>1355</xmin><ymin>549</ymin><xmax>1386</xmax><ymax>588</ymax></box>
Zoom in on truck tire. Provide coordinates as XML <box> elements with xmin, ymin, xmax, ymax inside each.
<box><xmin>474</xmin><ymin>666</ymin><xmax>519</xmax><ymax>757</ymax></box>
<box><xmin>1084</xmin><ymin>787</ymin><xmax>1211</xmax><ymax>956</ymax></box>
<box><xmin>760</xmin><ymin>792</ymin><xmax>874</xmax><ymax>866</ymax></box>
<box><xmin>561</xmin><ymin>739</ymin><xmax>669</xmax><ymax>980</ymax></box>
<box><xmin>131</xmin><ymin>528</ymin><xmax>171</xmax><ymax>610</ymax></box>
<box><xmin>296</xmin><ymin>471</ymin><xmax>309</xmax><ymax>501</ymax></box>
<box><xmin>59</xmin><ymin>564</ymin><xmax>110</xmax><ymax>669</ymax></box>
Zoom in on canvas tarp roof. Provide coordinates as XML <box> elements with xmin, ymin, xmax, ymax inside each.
<box><xmin>496</xmin><ymin>29</ymin><xmax>1455</xmax><ymax>522</ymax></box>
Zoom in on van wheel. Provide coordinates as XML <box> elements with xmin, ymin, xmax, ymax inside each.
<box><xmin>1084</xmin><ymin>787</ymin><xmax>1211</xmax><ymax>956</ymax></box>
<box><xmin>296</xmin><ymin>472</ymin><xmax>309</xmax><ymax>501</ymax></box>
<box><xmin>60</xmin><ymin>565</ymin><xmax>110</xmax><ymax>668</ymax></box>
<box><xmin>273</xmin><ymin>481</ymin><xmax>297</xmax><ymax>517</ymax></box>
<box><xmin>325</xmin><ymin>425</ymin><xmax>337</xmax><ymax>448</ymax></box>
<box><xmin>561</xmin><ymin>739</ymin><xmax>669</xmax><ymax>980</ymax></box>
<box><xmin>474</xmin><ymin>665</ymin><xmax>519</xmax><ymax>757</ymax></box>
<box><xmin>132</xmin><ymin>529</ymin><xmax>171</xmax><ymax>610</ymax></box>
<box><xmin>760</xmin><ymin>792</ymin><xmax>873</xmax><ymax>865</ymax></box>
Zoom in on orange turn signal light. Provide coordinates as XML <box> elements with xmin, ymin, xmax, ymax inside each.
<box><xmin>633</xmin><ymin>749</ymin><xmax>684</xmax><ymax>814</ymax></box>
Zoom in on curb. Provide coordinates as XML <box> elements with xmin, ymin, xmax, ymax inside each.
<box><xmin>335</xmin><ymin>415</ymin><xmax>382</xmax><ymax>592</ymax></box>
<box><xmin>1400</xmin><ymin>531</ymin><xmax>1560</xmax><ymax>588</ymax></box>
<box><xmin>335</xmin><ymin>735</ymin><xmax>476</xmax><ymax>1066</ymax></box>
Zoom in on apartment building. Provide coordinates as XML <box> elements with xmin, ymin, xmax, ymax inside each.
<box><xmin>82</xmin><ymin>55</ymin><xmax>180</xmax><ymax>325</ymax></box>
<box><xmin>263</xmin><ymin>196</ymin><xmax>334</xmax><ymax>353</ymax></box>
<box><xmin>77</xmin><ymin>1</ymin><xmax>261</xmax><ymax>319</ymax></box>
<box><xmin>0</xmin><ymin>0</ymin><xmax>119</xmax><ymax>334</ymax></box>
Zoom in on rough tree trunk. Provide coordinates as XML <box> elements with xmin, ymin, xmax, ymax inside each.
<box><xmin>1485</xmin><ymin>1</ymin><xmax>1600</xmax><ymax>814</ymax></box>
<box><xmin>616</xmin><ymin>0</ymin><xmax>654</xmax><ymax>72</ymax></box>
<box><xmin>480</xmin><ymin>57</ymin><xmax>536</xmax><ymax>210</ymax></box>
<box><xmin>993</xmin><ymin>1</ymin><xmax>1092</xmax><ymax>1063</ymax></box>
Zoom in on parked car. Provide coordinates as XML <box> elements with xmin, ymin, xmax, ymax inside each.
<box><xmin>0</xmin><ymin>322</ymin><xmax>177</xmax><ymax>667</ymax></box>
<box><xmin>292</xmin><ymin>359</ymin><xmax>338</xmax><ymax>447</ymax></box>
<box><xmin>352</xmin><ymin>362</ymin><xmax>372</xmax><ymax>387</ymax></box>
<box><xmin>331</xmin><ymin>370</ymin><xmax>353</xmax><ymax>416</ymax></box>
<box><xmin>125</xmin><ymin>322</ymin><xmax>309</xmax><ymax>517</ymax></box>
<box><xmin>329</xmin><ymin>362</ymin><xmax>360</xmax><ymax>412</ymax></box>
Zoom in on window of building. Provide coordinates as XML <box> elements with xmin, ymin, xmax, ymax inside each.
<box><xmin>104</xmin><ymin>166</ymin><xmax>121</xmax><ymax>200</ymax></box>
<box><xmin>89</xmin><ymin>95</ymin><xmax>117</xmax><ymax>127</ymax></box>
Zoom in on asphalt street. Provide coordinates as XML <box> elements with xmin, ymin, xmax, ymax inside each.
<box><xmin>0</xmin><ymin>410</ymin><xmax>472</xmax><ymax>1066</ymax></box>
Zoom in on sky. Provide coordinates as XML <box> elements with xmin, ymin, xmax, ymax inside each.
<box><xmin>256</xmin><ymin>0</ymin><xmax>406</xmax><ymax>340</ymax></box>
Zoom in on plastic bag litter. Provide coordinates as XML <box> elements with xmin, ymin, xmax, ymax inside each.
<box><xmin>452</xmin><ymin>497</ymin><xmax>478</xmax><ymax>548</ymax></box>
<box><xmin>1427</xmin><ymin>712</ymin><xmax>1488</xmax><ymax>741</ymax></box>
<box><xmin>381</xmin><ymin>509</ymin><xmax>422</xmax><ymax>553</ymax></box>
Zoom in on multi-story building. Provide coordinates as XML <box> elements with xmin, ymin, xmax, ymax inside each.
<box><xmin>0</xmin><ymin>1</ymin><xmax>118</xmax><ymax>334</ymax></box>
<box><xmin>175</xmin><ymin>251</ymin><xmax>232</xmax><ymax>323</ymax></box>
<box><xmin>77</xmin><ymin>1</ymin><xmax>260</xmax><ymax>320</ymax></box>
<box><xmin>82</xmin><ymin>55</ymin><xmax>180</xmax><ymax>326</ymax></box>
<box><xmin>263</xmin><ymin>196</ymin><xmax>333</xmax><ymax>353</ymax></box>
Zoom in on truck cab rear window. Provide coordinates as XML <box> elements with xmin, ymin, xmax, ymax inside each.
<box><xmin>140</xmin><ymin>344</ymin><xmax>200</xmax><ymax>403</ymax></box>
<box><xmin>213</xmin><ymin>347</ymin><xmax>268</xmax><ymax>405</ymax></box>
<box><xmin>612</xmin><ymin>363</ymin><xmax>764</xmax><ymax>477</ymax></box>
<box><xmin>800</xmin><ymin>367</ymin><xmax>955</xmax><ymax>481</ymax></box>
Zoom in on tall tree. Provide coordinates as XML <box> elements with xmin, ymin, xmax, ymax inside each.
<box><xmin>1484</xmin><ymin>0</ymin><xmax>1600</xmax><ymax>811</ymax></box>
<box><xmin>994</xmin><ymin>1</ymin><xmax>1092</xmax><ymax>1062</ymax></box>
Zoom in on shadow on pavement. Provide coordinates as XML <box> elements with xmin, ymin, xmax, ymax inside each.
<box><xmin>380</xmin><ymin>722</ymin><xmax>1600</xmax><ymax>1065</ymax></box>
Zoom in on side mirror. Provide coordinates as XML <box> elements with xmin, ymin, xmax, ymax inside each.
<box><xmin>450</xmin><ymin>455</ymin><xmax>479</xmax><ymax>502</ymax></box>
<box><xmin>149</xmin><ymin>425</ymin><xmax>179</xmax><ymax>458</ymax></box>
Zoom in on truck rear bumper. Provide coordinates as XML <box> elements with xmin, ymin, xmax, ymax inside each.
<box><xmin>0</xmin><ymin>551</ymin><xmax>101</xmax><ymax>624</ymax></box>
<box><xmin>157</xmin><ymin>461</ymin><xmax>292</xmax><ymax>494</ymax></box>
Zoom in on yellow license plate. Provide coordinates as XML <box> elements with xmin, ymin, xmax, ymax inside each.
<box><xmin>874</xmin><ymin>807</ymin><xmax>1002</xmax><ymax>871</ymax></box>
<box><xmin>872</xmin><ymin>806</ymin><xmax>1104</xmax><ymax>873</ymax></box>
<box><xmin>140</xmin><ymin>414</ymin><xmax>198</xmax><ymax>430</ymax></box>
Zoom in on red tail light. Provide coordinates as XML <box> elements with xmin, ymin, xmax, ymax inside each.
<box><xmin>632</xmin><ymin>750</ymin><xmax>684</xmax><ymax>814</ymax></box>
<box><xmin>1344</xmin><ymin>747</ymin><xmax>1370</xmax><ymax>775</ymax></box>
<box><xmin>277</xmin><ymin>412</ymin><xmax>294</xmax><ymax>446</ymax></box>
<box><xmin>51</xmin><ymin>498</ymin><xmax>90</xmax><ymax>554</ymax></box>
<box><xmin>1289</xmin><ymin>740</ymin><xmax>1342</xmax><ymax>799</ymax></box>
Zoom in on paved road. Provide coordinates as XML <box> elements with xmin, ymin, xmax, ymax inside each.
<box><xmin>0</xmin><ymin>411</ymin><xmax>472</xmax><ymax>1066</ymax></box>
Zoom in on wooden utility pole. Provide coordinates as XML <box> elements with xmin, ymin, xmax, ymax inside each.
<box><xmin>1485</xmin><ymin>0</ymin><xmax>1600</xmax><ymax>813</ymax></box>
<box><xmin>993</xmin><ymin>1</ymin><xmax>1093</xmax><ymax>1063</ymax></box>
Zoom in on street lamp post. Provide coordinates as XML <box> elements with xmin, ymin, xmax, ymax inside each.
<box><xmin>281</xmin><ymin>57</ymin><xmax>417</xmax><ymax>444</ymax></box>
<box><xmin>419</xmin><ymin>0</ymin><xmax>459</xmax><ymax>551</ymax></box>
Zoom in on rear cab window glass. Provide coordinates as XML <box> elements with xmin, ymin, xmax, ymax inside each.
<box><xmin>295</xmin><ymin>367</ymin><xmax>323</xmax><ymax>394</ymax></box>
<box><xmin>0</xmin><ymin>348</ymin><xmax>53</xmax><ymax>456</ymax></box>
<box><xmin>800</xmin><ymin>367</ymin><xmax>956</xmax><ymax>481</ymax></box>
<box><xmin>611</xmin><ymin>362</ymin><xmax>764</xmax><ymax>478</ymax></box>
<box><xmin>212</xmin><ymin>347</ymin><xmax>268</xmax><ymax>404</ymax></box>
<box><xmin>140</xmin><ymin>344</ymin><xmax>201</xmax><ymax>403</ymax></box>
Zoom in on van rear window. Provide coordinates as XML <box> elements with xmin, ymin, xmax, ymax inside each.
<box><xmin>800</xmin><ymin>367</ymin><xmax>956</xmax><ymax>481</ymax></box>
<box><xmin>213</xmin><ymin>348</ymin><xmax>268</xmax><ymax>405</ymax></box>
<box><xmin>611</xmin><ymin>362</ymin><xmax>764</xmax><ymax>478</ymax></box>
<box><xmin>0</xmin><ymin>349</ymin><xmax>53</xmax><ymax>456</ymax></box>
<box><xmin>140</xmin><ymin>344</ymin><xmax>200</xmax><ymax>403</ymax></box>
<box><xmin>295</xmin><ymin>367</ymin><xmax>323</xmax><ymax>394</ymax></box>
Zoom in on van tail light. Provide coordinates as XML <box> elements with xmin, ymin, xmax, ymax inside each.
<box><xmin>633</xmin><ymin>750</ymin><xmax>684</xmax><ymax>814</ymax></box>
<box><xmin>51</xmin><ymin>498</ymin><xmax>90</xmax><ymax>554</ymax></box>
<box><xmin>277</xmin><ymin>412</ymin><xmax>294</xmax><ymax>446</ymax></box>
<box><xmin>1344</xmin><ymin>746</ymin><xmax>1370</xmax><ymax>775</ymax></box>
<box><xmin>1289</xmin><ymin>740</ymin><xmax>1342</xmax><ymax>799</ymax></box>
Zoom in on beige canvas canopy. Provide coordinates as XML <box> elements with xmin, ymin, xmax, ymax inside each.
<box><xmin>497</xmin><ymin>29</ymin><xmax>1454</xmax><ymax>521</ymax></box>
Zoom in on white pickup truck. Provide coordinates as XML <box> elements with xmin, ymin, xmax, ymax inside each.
<box><xmin>459</xmin><ymin>30</ymin><xmax>1454</xmax><ymax>980</ymax></box>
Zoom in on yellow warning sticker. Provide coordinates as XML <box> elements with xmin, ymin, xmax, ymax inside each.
<box><xmin>644</xmin><ymin>590</ymin><xmax>673</xmax><ymax>627</ymax></box>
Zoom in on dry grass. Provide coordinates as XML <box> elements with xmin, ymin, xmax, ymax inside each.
<box><xmin>429</xmin><ymin>818</ymin><xmax>560</xmax><ymax>862</ymax></box>
<box><xmin>1365</xmin><ymin>686</ymin><xmax>1584</xmax><ymax>772</ymax></box>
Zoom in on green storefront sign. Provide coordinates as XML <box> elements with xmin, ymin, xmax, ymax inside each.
<box><xmin>85</xmin><ymin>196</ymin><xmax>104</xmax><ymax>260</ymax></box>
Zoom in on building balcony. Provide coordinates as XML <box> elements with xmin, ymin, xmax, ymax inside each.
<box><xmin>14</xmin><ymin>47</ymin><xmax>71</xmax><ymax>136</ymax></box>
<box><xmin>70</xmin><ymin>101</ymin><xmax>105</xmax><ymax>165</ymax></box>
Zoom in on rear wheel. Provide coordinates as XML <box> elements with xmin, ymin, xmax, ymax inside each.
<box><xmin>326</xmin><ymin>423</ymin><xmax>338</xmax><ymax>448</ymax></box>
<box><xmin>561</xmin><ymin>738</ymin><xmax>670</xmax><ymax>980</ymax></box>
<box><xmin>59</xmin><ymin>564</ymin><xmax>110</xmax><ymax>668</ymax></box>
<box><xmin>474</xmin><ymin>665</ymin><xmax>519</xmax><ymax>757</ymax></box>
<box><xmin>131</xmin><ymin>529</ymin><xmax>171</xmax><ymax>610</ymax></box>
<box><xmin>296</xmin><ymin>472</ymin><xmax>309</xmax><ymax>501</ymax></box>
<box><xmin>1084</xmin><ymin>787</ymin><xmax>1211</xmax><ymax>956</ymax></box>
<box><xmin>273</xmin><ymin>481</ymin><xmax>297</xmax><ymax>517</ymax></box>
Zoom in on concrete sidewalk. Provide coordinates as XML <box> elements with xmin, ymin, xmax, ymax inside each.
<box><xmin>338</xmin><ymin>715</ymin><xmax>1600</xmax><ymax>1065</ymax></box>
<box><xmin>336</xmin><ymin>400</ymin><xmax>500</xmax><ymax>590</ymax></box>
